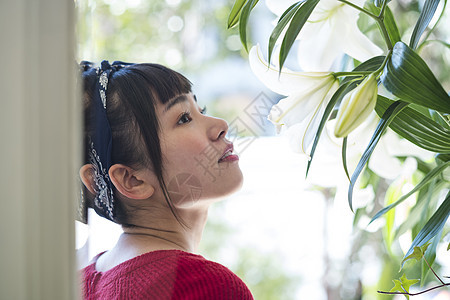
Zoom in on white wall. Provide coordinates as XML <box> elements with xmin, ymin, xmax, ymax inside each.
<box><xmin>0</xmin><ymin>0</ymin><xmax>79</xmax><ymax>299</ymax></box>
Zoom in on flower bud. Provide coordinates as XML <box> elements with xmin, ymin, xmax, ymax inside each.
<box><xmin>334</xmin><ymin>74</ymin><xmax>378</xmax><ymax>138</ymax></box>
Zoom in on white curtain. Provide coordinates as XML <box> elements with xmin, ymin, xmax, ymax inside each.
<box><xmin>0</xmin><ymin>0</ymin><xmax>79</xmax><ymax>299</ymax></box>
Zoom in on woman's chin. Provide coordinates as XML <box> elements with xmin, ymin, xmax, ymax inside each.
<box><xmin>208</xmin><ymin>168</ymin><xmax>244</xmax><ymax>200</ymax></box>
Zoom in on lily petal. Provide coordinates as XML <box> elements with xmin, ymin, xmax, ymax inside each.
<box><xmin>301</xmin><ymin>81</ymin><xmax>339</xmax><ymax>153</ymax></box>
<box><xmin>249</xmin><ymin>44</ymin><xmax>335</xmax><ymax>96</ymax></box>
<box><xmin>339</xmin><ymin>21</ymin><xmax>384</xmax><ymax>64</ymax></box>
<box><xmin>297</xmin><ymin>9</ymin><xmax>347</xmax><ymax>71</ymax></box>
<box><xmin>295</xmin><ymin>0</ymin><xmax>383</xmax><ymax>71</ymax></box>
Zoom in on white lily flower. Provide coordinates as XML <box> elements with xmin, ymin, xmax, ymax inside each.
<box><xmin>334</xmin><ymin>73</ymin><xmax>378</xmax><ymax>138</ymax></box>
<box><xmin>249</xmin><ymin>44</ymin><xmax>339</xmax><ymax>154</ymax></box>
<box><xmin>265</xmin><ymin>0</ymin><xmax>383</xmax><ymax>71</ymax></box>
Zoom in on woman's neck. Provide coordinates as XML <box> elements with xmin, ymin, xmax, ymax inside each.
<box><xmin>120</xmin><ymin>204</ymin><xmax>210</xmax><ymax>254</ymax></box>
<box><xmin>93</xmin><ymin>199</ymin><xmax>212</xmax><ymax>272</ymax></box>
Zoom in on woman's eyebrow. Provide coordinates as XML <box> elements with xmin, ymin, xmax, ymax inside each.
<box><xmin>164</xmin><ymin>94</ymin><xmax>198</xmax><ymax>112</ymax></box>
<box><xmin>164</xmin><ymin>95</ymin><xmax>188</xmax><ymax>112</ymax></box>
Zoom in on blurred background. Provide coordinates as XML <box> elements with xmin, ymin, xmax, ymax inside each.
<box><xmin>75</xmin><ymin>0</ymin><xmax>450</xmax><ymax>299</ymax></box>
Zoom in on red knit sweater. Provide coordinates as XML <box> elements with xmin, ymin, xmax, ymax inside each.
<box><xmin>82</xmin><ymin>250</ymin><xmax>254</xmax><ymax>300</ymax></box>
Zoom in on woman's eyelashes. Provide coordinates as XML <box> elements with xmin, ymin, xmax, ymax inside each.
<box><xmin>177</xmin><ymin>111</ymin><xmax>192</xmax><ymax>125</ymax></box>
<box><xmin>176</xmin><ymin>106</ymin><xmax>207</xmax><ymax>125</ymax></box>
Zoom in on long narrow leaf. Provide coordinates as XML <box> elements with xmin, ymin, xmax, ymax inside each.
<box><xmin>381</xmin><ymin>42</ymin><xmax>450</xmax><ymax>113</ymax></box>
<box><xmin>268</xmin><ymin>2</ymin><xmax>301</xmax><ymax>65</ymax></box>
<box><xmin>306</xmin><ymin>56</ymin><xmax>385</xmax><ymax>178</ymax></box>
<box><xmin>306</xmin><ymin>82</ymin><xmax>352</xmax><ymax>178</ymax></box>
<box><xmin>279</xmin><ymin>0</ymin><xmax>319</xmax><ymax>70</ymax></box>
<box><xmin>384</xmin><ymin>180</ymin><xmax>403</xmax><ymax>254</ymax></box>
<box><xmin>228</xmin><ymin>0</ymin><xmax>248</xmax><ymax>29</ymax></box>
<box><xmin>418</xmin><ymin>39</ymin><xmax>450</xmax><ymax>52</ymax></box>
<box><xmin>342</xmin><ymin>56</ymin><xmax>386</xmax><ymax>85</ymax></box>
<box><xmin>348</xmin><ymin>101</ymin><xmax>409</xmax><ymax>211</ymax></box>
<box><xmin>239</xmin><ymin>0</ymin><xmax>259</xmax><ymax>52</ymax></box>
<box><xmin>384</xmin><ymin>5</ymin><xmax>401</xmax><ymax>44</ymax></box>
<box><xmin>342</xmin><ymin>137</ymin><xmax>350</xmax><ymax>181</ymax></box>
<box><xmin>376</xmin><ymin>96</ymin><xmax>450</xmax><ymax>153</ymax></box>
<box><xmin>410</xmin><ymin>0</ymin><xmax>440</xmax><ymax>49</ymax></box>
<box><xmin>370</xmin><ymin>161</ymin><xmax>450</xmax><ymax>224</ymax></box>
<box><xmin>418</xmin><ymin>0</ymin><xmax>448</xmax><ymax>50</ymax></box>
<box><xmin>367</xmin><ymin>4</ymin><xmax>401</xmax><ymax>44</ymax></box>
<box><xmin>402</xmin><ymin>191</ymin><xmax>450</xmax><ymax>268</ymax></box>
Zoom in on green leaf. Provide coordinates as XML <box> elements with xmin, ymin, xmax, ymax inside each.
<box><xmin>417</xmin><ymin>0</ymin><xmax>449</xmax><ymax>50</ymax></box>
<box><xmin>384</xmin><ymin>5</ymin><xmax>401</xmax><ymax>44</ymax></box>
<box><xmin>279</xmin><ymin>0</ymin><xmax>320</xmax><ymax>70</ymax></box>
<box><xmin>410</xmin><ymin>0</ymin><xmax>440</xmax><ymax>49</ymax></box>
<box><xmin>348</xmin><ymin>101</ymin><xmax>409</xmax><ymax>212</ymax></box>
<box><xmin>402</xmin><ymin>191</ymin><xmax>450</xmax><ymax>268</ymax></box>
<box><xmin>306</xmin><ymin>82</ymin><xmax>352</xmax><ymax>178</ymax></box>
<box><xmin>447</xmin><ymin>242</ymin><xmax>450</xmax><ymax>250</ymax></box>
<box><xmin>402</xmin><ymin>243</ymin><xmax>430</xmax><ymax>265</ymax></box>
<box><xmin>342</xmin><ymin>137</ymin><xmax>350</xmax><ymax>181</ymax></box>
<box><xmin>384</xmin><ymin>180</ymin><xmax>404</xmax><ymax>254</ymax></box>
<box><xmin>342</xmin><ymin>56</ymin><xmax>386</xmax><ymax>84</ymax></box>
<box><xmin>228</xmin><ymin>0</ymin><xmax>248</xmax><ymax>29</ymax></box>
<box><xmin>389</xmin><ymin>279</ymin><xmax>406</xmax><ymax>294</ymax></box>
<box><xmin>388</xmin><ymin>274</ymin><xmax>419</xmax><ymax>300</ymax></box>
<box><xmin>268</xmin><ymin>2</ymin><xmax>301</xmax><ymax>65</ymax></box>
<box><xmin>399</xmin><ymin>274</ymin><xmax>420</xmax><ymax>298</ymax></box>
<box><xmin>239</xmin><ymin>0</ymin><xmax>259</xmax><ymax>52</ymax></box>
<box><xmin>381</xmin><ymin>42</ymin><xmax>450</xmax><ymax>113</ymax></box>
<box><xmin>370</xmin><ymin>161</ymin><xmax>450</xmax><ymax>224</ymax></box>
<box><xmin>418</xmin><ymin>39</ymin><xmax>450</xmax><ymax>52</ymax></box>
<box><xmin>366</xmin><ymin>3</ymin><xmax>401</xmax><ymax>44</ymax></box>
<box><xmin>305</xmin><ymin>56</ymin><xmax>385</xmax><ymax>178</ymax></box>
<box><xmin>375</xmin><ymin>96</ymin><xmax>450</xmax><ymax>153</ymax></box>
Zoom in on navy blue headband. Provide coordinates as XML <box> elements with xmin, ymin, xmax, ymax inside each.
<box><xmin>80</xmin><ymin>60</ymin><xmax>134</xmax><ymax>222</ymax></box>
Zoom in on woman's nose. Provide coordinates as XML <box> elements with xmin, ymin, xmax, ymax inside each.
<box><xmin>207</xmin><ymin>116</ymin><xmax>228</xmax><ymax>141</ymax></box>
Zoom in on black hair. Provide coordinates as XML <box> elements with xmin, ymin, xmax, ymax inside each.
<box><xmin>82</xmin><ymin>63</ymin><xmax>192</xmax><ymax>224</ymax></box>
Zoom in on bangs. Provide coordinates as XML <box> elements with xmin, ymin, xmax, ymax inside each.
<box><xmin>119</xmin><ymin>63</ymin><xmax>192</xmax><ymax>104</ymax></box>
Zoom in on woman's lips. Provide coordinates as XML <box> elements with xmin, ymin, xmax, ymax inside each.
<box><xmin>218</xmin><ymin>153</ymin><xmax>239</xmax><ymax>163</ymax></box>
<box><xmin>218</xmin><ymin>143</ymin><xmax>239</xmax><ymax>163</ymax></box>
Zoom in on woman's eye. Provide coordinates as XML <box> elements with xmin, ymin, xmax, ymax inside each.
<box><xmin>200</xmin><ymin>106</ymin><xmax>207</xmax><ymax>115</ymax></box>
<box><xmin>177</xmin><ymin>112</ymin><xmax>192</xmax><ymax>125</ymax></box>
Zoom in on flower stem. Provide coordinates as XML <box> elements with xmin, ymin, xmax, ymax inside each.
<box><xmin>338</xmin><ymin>0</ymin><xmax>393</xmax><ymax>50</ymax></box>
<box><xmin>376</xmin><ymin>18</ymin><xmax>393</xmax><ymax>50</ymax></box>
<box><xmin>378</xmin><ymin>283</ymin><xmax>450</xmax><ymax>296</ymax></box>
<box><xmin>379</xmin><ymin>0</ymin><xmax>388</xmax><ymax>18</ymax></box>
<box><xmin>338</xmin><ymin>0</ymin><xmax>378</xmax><ymax>19</ymax></box>
<box><xmin>374</xmin><ymin>49</ymin><xmax>392</xmax><ymax>77</ymax></box>
<box><xmin>333</xmin><ymin>71</ymin><xmax>372</xmax><ymax>78</ymax></box>
<box><xmin>423</xmin><ymin>256</ymin><xmax>445</xmax><ymax>285</ymax></box>
<box><xmin>332</xmin><ymin>49</ymin><xmax>392</xmax><ymax>79</ymax></box>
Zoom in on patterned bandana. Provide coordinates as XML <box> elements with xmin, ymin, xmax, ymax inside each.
<box><xmin>79</xmin><ymin>60</ymin><xmax>134</xmax><ymax>223</ymax></box>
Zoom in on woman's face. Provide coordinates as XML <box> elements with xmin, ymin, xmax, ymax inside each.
<box><xmin>155</xmin><ymin>93</ymin><xmax>243</xmax><ymax>208</ymax></box>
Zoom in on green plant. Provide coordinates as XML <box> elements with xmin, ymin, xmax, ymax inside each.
<box><xmin>229</xmin><ymin>0</ymin><xmax>449</xmax><ymax>296</ymax></box>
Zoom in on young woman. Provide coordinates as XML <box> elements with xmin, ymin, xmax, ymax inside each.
<box><xmin>79</xmin><ymin>61</ymin><xmax>253</xmax><ymax>299</ymax></box>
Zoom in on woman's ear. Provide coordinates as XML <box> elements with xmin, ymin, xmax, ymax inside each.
<box><xmin>79</xmin><ymin>164</ymin><xmax>96</xmax><ymax>194</ymax></box>
<box><xmin>109</xmin><ymin>164</ymin><xmax>155</xmax><ymax>200</ymax></box>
